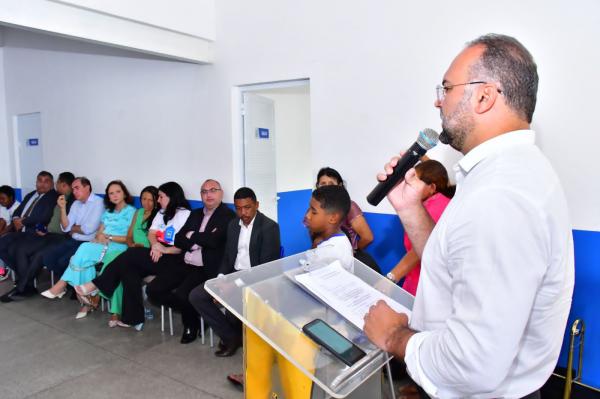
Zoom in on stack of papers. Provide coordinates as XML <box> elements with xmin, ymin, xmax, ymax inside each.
<box><xmin>294</xmin><ymin>261</ymin><xmax>412</xmax><ymax>330</ymax></box>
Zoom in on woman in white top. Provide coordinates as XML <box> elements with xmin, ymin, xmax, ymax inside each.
<box><xmin>0</xmin><ymin>185</ymin><xmax>20</xmax><ymax>237</ymax></box>
<box><xmin>76</xmin><ymin>182</ymin><xmax>191</xmax><ymax>330</ymax></box>
<box><xmin>0</xmin><ymin>185</ymin><xmax>20</xmax><ymax>280</ymax></box>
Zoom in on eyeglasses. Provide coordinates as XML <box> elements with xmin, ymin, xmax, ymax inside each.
<box><xmin>201</xmin><ymin>188</ymin><xmax>221</xmax><ymax>195</ymax></box>
<box><xmin>435</xmin><ymin>81</ymin><xmax>502</xmax><ymax>103</ymax></box>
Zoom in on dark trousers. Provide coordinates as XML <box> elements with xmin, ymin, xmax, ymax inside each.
<box><xmin>93</xmin><ymin>247</ymin><xmax>181</xmax><ymax>326</ymax></box>
<box><xmin>189</xmin><ymin>284</ymin><xmax>241</xmax><ymax>345</ymax></box>
<box><xmin>146</xmin><ymin>263</ymin><xmax>207</xmax><ymax>330</ymax></box>
<box><xmin>9</xmin><ymin>233</ymin><xmax>68</xmax><ymax>292</ymax></box>
<box><xmin>42</xmin><ymin>238</ymin><xmax>83</xmax><ymax>275</ymax></box>
<box><xmin>0</xmin><ymin>232</ymin><xmax>23</xmax><ymax>266</ymax></box>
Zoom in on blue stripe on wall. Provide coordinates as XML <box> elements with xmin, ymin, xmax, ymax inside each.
<box><xmin>277</xmin><ymin>189</ymin><xmax>312</xmax><ymax>256</ymax></box>
<box><xmin>557</xmin><ymin>229</ymin><xmax>600</xmax><ymax>388</ymax></box>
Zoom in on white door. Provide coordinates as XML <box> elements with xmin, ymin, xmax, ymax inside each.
<box><xmin>242</xmin><ymin>93</ymin><xmax>278</xmax><ymax>221</ymax></box>
<box><xmin>14</xmin><ymin>113</ymin><xmax>44</xmax><ymax>196</ymax></box>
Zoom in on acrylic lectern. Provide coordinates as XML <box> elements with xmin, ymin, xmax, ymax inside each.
<box><xmin>205</xmin><ymin>251</ymin><xmax>414</xmax><ymax>399</ymax></box>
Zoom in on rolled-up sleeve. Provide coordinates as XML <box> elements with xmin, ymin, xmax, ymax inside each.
<box><xmin>405</xmin><ymin>187</ymin><xmax>548</xmax><ymax>397</ymax></box>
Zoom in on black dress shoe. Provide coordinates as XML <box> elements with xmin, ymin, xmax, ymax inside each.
<box><xmin>215</xmin><ymin>338</ymin><xmax>242</xmax><ymax>357</ymax></box>
<box><xmin>180</xmin><ymin>327</ymin><xmax>199</xmax><ymax>344</ymax></box>
<box><xmin>0</xmin><ymin>288</ymin><xmax>18</xmax><ymax>303</ymax></box>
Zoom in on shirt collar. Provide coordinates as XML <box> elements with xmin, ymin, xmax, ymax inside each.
<box><xmin>203</xmin><ymin>205</ymin><xmax>217</xmax><ymax>217</ymax></box>
<box><xmin>456</xmin><ymin>129</ymin><xmax>535</xmax><ymax>175</ymax></box>
<box><xmin>239</xmin><ymin>214</ymin><xmax>257</xmax><ymax>228</ymax></box>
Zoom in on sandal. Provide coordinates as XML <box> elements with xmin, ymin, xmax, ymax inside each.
<box><xmin>108</xmin><ymin>314</ymin><xmax>119</xmax><ymax>328</ymax></box>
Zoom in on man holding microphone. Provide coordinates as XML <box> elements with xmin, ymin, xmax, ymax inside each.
<box><xmin>364</xmin><ymin>34</ymin><xmax>574</xmax><ymax>399</ymax></box>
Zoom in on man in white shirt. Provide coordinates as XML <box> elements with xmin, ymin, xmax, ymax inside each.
<box><xmin>40</xmin><ymin>176</ymin><xmax>104</xmax><ymax>278</ymax></box>
<box><xmin>364</xmin><ymin>34</ymin><xmax>574</xmax><ymax>399</ymax></box>
<box><xmin>189</xmin><ymin>187</ymin><xmax>281</xmax><ymax>356</ymax></box>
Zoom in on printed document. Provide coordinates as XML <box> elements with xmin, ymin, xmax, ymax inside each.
<box><xmin>294</xmin><ymin>260</ymin><xmax>412</xmax><ymax>329</ymax></box>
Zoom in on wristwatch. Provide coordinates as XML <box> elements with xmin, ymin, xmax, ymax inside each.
<box><xmin>108</xmin><ymin>235</ymin><xmax>113</xmax><ymax>242</ymax></box>
<box><xmin>386</xmin><ymin>272</ymin><xmax>396</xmax><ymax>282</ymax></box>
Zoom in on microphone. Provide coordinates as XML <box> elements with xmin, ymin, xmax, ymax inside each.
<box><xmin>366</xmin><ymin>128</ymin><xmax>439</xmax><ymax>206</ymax></box>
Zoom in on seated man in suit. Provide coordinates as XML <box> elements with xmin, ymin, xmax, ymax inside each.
<box><xmin>146</xmin><ymin>179</ymin><xmax>236</xmax><ymax>344</ymax></box>
<box><xmin>1</xmin><ymin>172</ymin><xmax>75</xmax><ymax>301</ymax></box>
<box><xmin>0</xmin><ymin>171</ymin><xmax>58</xmax><ymax>280</ymax></box>
<box><xmin>189</xmin><ymin>187</ymin><xmax>281</xmax><ymax>356</ymax></box>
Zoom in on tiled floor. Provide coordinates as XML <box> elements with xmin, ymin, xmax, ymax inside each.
<box><xmin>0</xmin><ymin>276</ymin><xmax>242</xmax><ymax>399</ymax></box>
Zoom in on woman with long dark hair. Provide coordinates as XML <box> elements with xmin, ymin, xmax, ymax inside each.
<box><xmin>42</xmin><ymin>180</ymin><xmax>136</xmax><ymax>319</ymax></box>
<box><xmin>76</xmin><ymin>182</ymin><xmax>191</xmax><ymax>330</ymax></box>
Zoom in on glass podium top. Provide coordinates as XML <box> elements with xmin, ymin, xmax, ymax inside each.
<box><xmin>205</xmin><ymin>251</ymin><xmax>414</xmax><ymax>398</ymax></box>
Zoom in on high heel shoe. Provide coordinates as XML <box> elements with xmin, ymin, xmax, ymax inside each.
<box><xmin>41</xmin><ymin>289</ymin><xmax>67</xmax><ymax>299</ymax></box>
<box><xmin>75</xmin><ymin>306</ymin><xmax>93</xmax><ymax>319</ymax></box>
<box><xmin>108</xmin><ymin>315</ymin><xmax>119</xmax><ymax>328</ymax></box>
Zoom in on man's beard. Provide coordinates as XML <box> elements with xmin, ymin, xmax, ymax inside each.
<box><xmin>440</xmin><ymin>95</ymin><xmax>474</xmax><ymax>153</ymax></box>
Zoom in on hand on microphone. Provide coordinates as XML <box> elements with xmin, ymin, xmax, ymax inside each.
<box><xmin>377</xmin><ymin>155</ymin><xmax>428</xmax><ymax>214</ymax></box>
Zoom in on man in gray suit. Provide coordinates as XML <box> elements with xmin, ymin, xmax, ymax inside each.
<box><xmin>189</xmin><ymin>187</ymin><xmax>281</xmax><ymax>357</ymax></box>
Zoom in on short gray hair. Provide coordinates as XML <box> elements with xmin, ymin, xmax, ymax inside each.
<box><xmin>467</xmin><ymin>34</ymin><xmax>538</xmax><ymax>123</ymax></box>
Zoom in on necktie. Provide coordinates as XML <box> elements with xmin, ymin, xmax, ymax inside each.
<box><xmin>22</xmin><ymin>195</ymin><xmax>41</xmax><ymax>219</ymax></box>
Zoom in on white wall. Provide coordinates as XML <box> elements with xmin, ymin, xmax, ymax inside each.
<box><xmin>54</xmin><ymin>0</ymin><xmax>216</xmax><ymax>40</ymax></box>
<box><xmin>0</xmin><ymin>45</ymin><xmax>9</xmax><ymax>185</ymax></box>
<box><xmin>0</xmin><ymin>0</ymin><xmax>214</xmax><ymax>63</ymax></box>
<box><xmin>207</xmin><ymin>0</ymin><xmax>600</xmax><ymax>230</ymax></box>
<box><xmin>259</xmin><ymin>87</ymin><xmax>312</xmax><ymax>193</ymax></box>
<box><xmin>1</xmin><ymin>0</ymin><xmax>599</xmax><ymax>230</ymax></box>
<box><xmin>1</xmin><ymin>28</ymin><xmax>221</xmax><ymax>200</ymax></box>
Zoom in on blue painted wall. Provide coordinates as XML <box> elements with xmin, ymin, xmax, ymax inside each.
<box><xmin>557</xmin><ymin>229</ymin><xmax>600</xmax><ymax>387</ymax></box>
<box><xmin>277</xmin><ymin>189</ymin><xmax>312</xmax><ymax>256</ymax></box>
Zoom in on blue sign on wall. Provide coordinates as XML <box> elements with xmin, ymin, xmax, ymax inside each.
<box><xmin>257</xmin><ymin>128</ymin><xmax>269</xmax><ymax>139</ymax></box>
<box><xmin>28</xmin><ymin>138</ymin><xmax>39</xmax><ymax>146</ymax></box>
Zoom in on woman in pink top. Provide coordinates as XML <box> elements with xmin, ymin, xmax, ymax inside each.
<box><xmin>387</xmin><ymin>160</ymin><xmax>454</xmax><ymax>295</ymax></box>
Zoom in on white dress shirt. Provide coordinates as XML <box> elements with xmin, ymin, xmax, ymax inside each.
<box><xmin>233</xmin><ymin>216</ymin><xmax>255</xmax><ymax>271</ymax></box>
<box><xmin>405</xmin><ymin>130</ymin><xmax>574</xmax><ymax>398</ymax></box>
<box><xmin>61</xmin><ymin>194</ymin><xmax>105</xmax><ymax>241</ymax></box>
<box><xmin>0</xmin><ymin>201</ymin><xmax>20</xmax><ymax>223</ymax></box>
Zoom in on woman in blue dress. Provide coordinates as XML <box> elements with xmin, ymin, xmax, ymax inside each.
<box><xmin>42</xmin><ymin>180</ymin><xmax>135</xmax><ymax>319</ymax></box>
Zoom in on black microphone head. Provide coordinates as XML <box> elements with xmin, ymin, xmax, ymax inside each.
<box><xmin>417</xmin><ymin>128</ymin><xmax>439</xmax><ymax>150</ymax></box>
<box><xmin>439</xmin><ymin>129</ymin><xmax>451</xmax><ymax>145</ymax></box>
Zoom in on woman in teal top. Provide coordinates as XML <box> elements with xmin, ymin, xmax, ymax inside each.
<box><xmin>102</xmin><ymin>186</ymin><xmax>158</xmax><ymax>327</ymax></box>
<box><xmin>43</xmin><ymin>181</ymin><xmax>135</xmax><ymax>319</ymax></box>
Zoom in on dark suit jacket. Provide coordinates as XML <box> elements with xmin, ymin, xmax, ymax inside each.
<box><xmin>218</xmin><ymin>211</ymin><xmax>281</xmax><ymax>276</ymax></box>
<box><xmin>13</xmin><ymin>189</ymin><xmax>58</xmax><ymax>230</ymax></box>
<box><xmin>175</xmin><ymin>202</ymin><xmax>236</xmax><ymax>278</ymax></box>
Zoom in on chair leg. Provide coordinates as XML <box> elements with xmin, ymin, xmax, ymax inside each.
<box><xmin>168</xmin><ymin>307</ymin><xmax>173</xmax><ymax>336</ymax></box>
<box><xmin>200</xmin><ymin>316</ymin><xmax>205</xmax><ymax>344</ymax></box>
<box><xmin>101</xmin><ymin>297</ymin><xmax>105</xmax><ymax>312</ymax></box>
<box><xmin>50</xmin><ymin>270</ymin><xmax>55</xmax><ymax>286</ymax></box>
<box><xmin>33</xmin><ymin>277</ymin><xmax>37</xmax><ymax>289</ymax></box>
<box><xmin>161</xmin><ymin>305</ymin><xmax>165</xmax><ymax>333</ymax></box>
<box><xmin>209</xmin><ymin>327</ymin><xmax>214</xmax><ymax>347</ymax></box>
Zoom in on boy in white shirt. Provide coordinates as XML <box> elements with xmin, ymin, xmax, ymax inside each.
<box><xmin>304</xmin><ymin>184</ymin><xmax>354</xmax><ymax>270</ymax></box>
